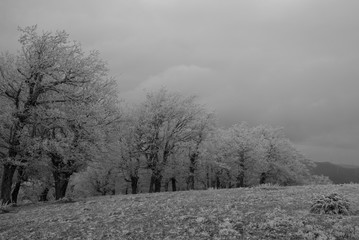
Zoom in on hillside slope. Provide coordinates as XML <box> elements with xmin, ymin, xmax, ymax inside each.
<box><xmin>312</xmin><ymin>162</ymin><xmax>359</xmax><ymax>184</ymax></box>
<box><xmin>1</xmin><ymin>184</ymin><xmax>359</xmax><ymax>239</ymax></box>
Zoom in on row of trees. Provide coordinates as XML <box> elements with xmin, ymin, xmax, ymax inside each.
<box><xmin>72</xmin><ymin>97</ymin><xmax>329</xmax><ymax>197</ymax></box>
<box><xmin>0</xmin><ymin>26</ymin><xmax>329</xmax><ymax>204</ymax></box>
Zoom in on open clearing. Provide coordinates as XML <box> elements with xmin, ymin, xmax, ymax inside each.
<box><xmin>1</xmin><ymin>184</ymin><xmax>359</xmax><ymax>239</ymax></box>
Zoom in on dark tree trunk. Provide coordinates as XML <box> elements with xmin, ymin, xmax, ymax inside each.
<box><xmin>206</xmin><ymin>166</ymin><xmax>210</xmax><ymax>189</ymax></box>
<box><xmin>260</xmin><ymin>172</ymin><xmax>266</xmax><ymax>184</ymax></box>
<box><xmin>226</xmin><ymin>169</ymin><xmax>232</xmax><ymax>189</ymax></box>
<box><xmin>171</xmin><ymin>177</ymin><xmax>177</xmax><ymax>192</ymax></box>
<box><xmin>11</xmin><ymin>167</ymin><xmax>26</xmax><ymax>204</ymax></box>
<box><xmin>39</xmin><ymin>187</ymin><xmax>49</xmax><ymax>202</ymax></box>
<box><xmin>187</xmin><ymin>175</ymin><xmax>194</xmax><ymax>190</ymax></box>
<box><xmin>131</xmin><ymin>175</ymin><xmax>139</xmax><ymax>194</ymax></box>
<box><xmin>1</xmin><ymin>93</ymin><xmax>40</xmax><ymax>204</ymax></box>
<box><xmin>11</xmin><ymin>181</ymin><xmax>21</xmax><ymax>204</ymax></box>
<box><xmin>216</xmin><ymin>174</ymin><xmax>220</xmax><ymax>189</ymax></box>
<box><xmin>236</xmin><ymin>159</ymin><xmax>246</xmax><ymax>188</ymax></box>
<box><xmin>149</xmin><ymin>171</ymin><xmax>162</xmax><ymax>193</ymax></box>
<box><xmin>164</xmin><ymin>180</ymin><xmax>169</xmax><ymax>192</ymax></box>
<box><xmin>154</xmin><ymin>174</ymin><xmax>162</xmax><ymax>192</ymax></box>
<box><xmin>236</xmin><ymin>171</ymin><xmax>245</xmax><ymax>188</ymax></box>
<box><xmin>210</xmin><ymin>167</ymin><xmax>216</xmax><ymax>189</ymax></box>
<box><xmin>149</xmin><ymin>175</ymin><xmax>155</xmax><ymax>193</ymax></box>
<box><xmin>2</xmin><ymin>103</ymin><xmax>35</xmax><ymax>204</ymax></box>
<box><xmin>187</xmin><ymin>152</ymin><xmax>197</xmax><ymax>190</ymax></box>
<box><xmin>211</xmin><ymin>176</ymin><xmax>216</xmax><ymax>189</ymax></box>
<box><xmin>53</xmin><ymin>171</ymin><xmax>71</xmax><ymax>200</ymax></box>
<box><xmin>1</xmin><ymin>164</ymin><xmax>17</xmax><ymax>204</ymax></box>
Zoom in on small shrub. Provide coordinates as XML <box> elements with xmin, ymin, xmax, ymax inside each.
<box><xmin>0</xmin><ymin>202</ymin><xmax>14</xmax><ymax>214</ymax></box>
<box><xmin>307</xmin><ymin>175</ymin><xmax>333</xmax><ymax>185</ymax></box>
<box><xmin>310</xmin><ymin>193</ymin><xmax>350</xmax><ymax>215</ymax></box>
<box><xmin>254</xmin><ymin>183</ymin><xmax>282</xmax><ymax>190</ymax></box>
<box><xmin>54</xmin><ymin>196</ymin><xmax>76</xmax><ymax>204</ymax></box>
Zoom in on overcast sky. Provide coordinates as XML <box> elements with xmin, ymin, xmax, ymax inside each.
<box><xmin>1</xmin><ymin>0</ymin><xmax>359</xmax><ymax>165</ymax></box>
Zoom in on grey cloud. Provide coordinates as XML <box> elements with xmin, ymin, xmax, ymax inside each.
<box><xmin>1</xmin><ymin>0</ymin><xmax>359</xmax><ymax>164</ymax></box>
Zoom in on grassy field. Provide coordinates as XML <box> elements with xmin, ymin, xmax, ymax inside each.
<box><xmin>1</xmin><ymin>184</ymin><xmax>359</xmax><ymax>240</ymax></box>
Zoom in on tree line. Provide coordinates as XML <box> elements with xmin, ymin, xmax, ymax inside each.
<box><xmin>0</xmin><ymin>27</ymin><xmax>330</xmax><ymax>204</ymax></box>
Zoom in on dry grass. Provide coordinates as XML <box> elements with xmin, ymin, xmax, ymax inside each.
<box><xmin>1</xmin><ymin>184</ymin><xmax>359</xmax><ymax>239</ymax></box>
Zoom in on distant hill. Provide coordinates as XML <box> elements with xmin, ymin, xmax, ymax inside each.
<box><xmin>311</xmin><ymin>161</ymin><xmax>359</xmax><ymax>184</ymax></box>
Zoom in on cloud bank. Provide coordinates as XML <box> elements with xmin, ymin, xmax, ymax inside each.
<box><xmin>1</xmin><ymin>0</ymin><xmax>359</xmax><ymax>164</ymax></box>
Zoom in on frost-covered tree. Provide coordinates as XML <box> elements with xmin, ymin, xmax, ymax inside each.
<box><xmin>41</xmin><ymin>77</ymin><xmax>121</xmax><ymax>200</ymax></box>
<box><xmin>184</xmin><ymin>112</ymin><xmax>214</xmax><ymax>190</ymax></box>
<box><xmin>204</xmin><ymin>123</ymin><xmax>265</xmax><ymax>188</ymax></box>
<box><xmin>133</xmin><ymin>89</ymin><xmax>209</xmax><ymax>193</ymax></box>
<box><xmin>116</xmin><ymin>110</ymin><xmax>146</xmax><ymax>194</ymax></box>
<box><xmin>0</xmin><ymin>26</ymin><xmax>117</xmax><ymax>203</ymax></box>
<box><xmin>253</xmin><ymin>125</ymin><xmax>314</xmax><ymax>186</ymax></box>
<box><xmin>203</xmin><ymin>123</ymin><xmax>313</xmax><ymax>188</ymax></box>
<box><xmin>222</xmin><ymin>123</ymin><xmax>266</xmax><ymax>187</ymax></box>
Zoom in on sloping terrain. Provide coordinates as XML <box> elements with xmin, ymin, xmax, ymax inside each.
<box><xmin>1</xmin><ymin>184</ymin><xmax>359</xmax><ymax>240</ymax></box>
<box><xmin>312</xmin><ymin>162</ymin><xmax>359</xmax><ymax>184</ymax></box>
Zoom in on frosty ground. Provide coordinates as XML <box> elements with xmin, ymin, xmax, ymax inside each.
<box><xmin>1</xmin><ymin>184</ymin><xmax>359</xmax><ymax>240</ymax></box>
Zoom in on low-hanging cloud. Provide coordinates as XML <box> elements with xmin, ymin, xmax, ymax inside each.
<box><xmin>1</xmin><ymin>0</ymin><xmax>359</xmax><ymax>165</ymax></box>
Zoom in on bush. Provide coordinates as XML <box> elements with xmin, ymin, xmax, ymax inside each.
<box><xmin>55</xmin><ymin>196</ymin><xmax>76</xmax><ymax>204</ymax></box>
<box><xmin>0</xmin><ymin>202</ymin><xmax>14</xmax><ymax>214</ymax></box>
<box><xmin>310</xmin><ymin>193</ymin><xmax>350</xmax><ymax>215</ymax></box>
<box><xmin>307</xmin><ymin>175</ymin><xmax>333</xmax><ymax>185</ymax></box>
<box><xmin>254</xmin><ymin>183</ymin><xmax>282</xmax><ymax>190</ymax></box>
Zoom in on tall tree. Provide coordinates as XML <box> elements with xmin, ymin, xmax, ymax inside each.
<box><xmin>203</xmin><ymin>124</ymin><xmax>263</xmax><ymax>189</ymax></box>
<box><xmin>253</xmin><ymin>125</ymin><xmax>314</xmax><ymax>186</ymax></box>
<box><xmin>221</xmin><ymin>123</ymin><xmax>266</xmax><ymax>187</ymax></box>
<box><xmin>134</xmin><ymin>89</ymin><xmax>208</xmax><ymax>193</ymax></box>
<box><xmin>0</xmin><ymin>26</ymin><xmax>110</xmax><ymax>203</ymax></box>
<box><xmin>185</xmin><ymin>113</ymin><xmax>214</xmax><ymax>190</ymax></box>
<box><xmin>42</xmin><ymin>73</ymin><xmax>121</xmax><ymax>199</ymax></box>
<box><xmin>116</xmin><ymin>111</ymin><xmax>144</xmax><ymax>194</ymax></box>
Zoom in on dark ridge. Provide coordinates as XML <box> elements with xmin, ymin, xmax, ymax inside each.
<box><xmin>311</xmin><ymin>161</ymin><xmax>359</xmax><ymax>184</ymax></box>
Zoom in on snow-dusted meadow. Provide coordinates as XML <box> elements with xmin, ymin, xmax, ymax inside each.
<box><xmin>1</xmin><ymin>184</ymin><xmax>359</xmax><ymax>239</ymax></box>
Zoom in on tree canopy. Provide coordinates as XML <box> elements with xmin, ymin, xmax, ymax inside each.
<box><xmin>0</xmin><ymin>26</ymin><xmax>326</xmax><ymax>204</ymax></box>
